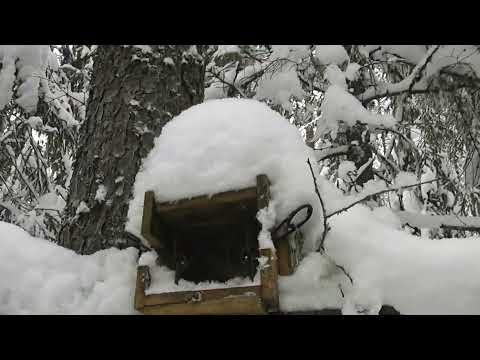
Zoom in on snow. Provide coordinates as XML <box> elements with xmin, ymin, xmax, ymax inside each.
<box><xmin>345</xmin><ymin>62</ymin><xmax>361</xmax><ymax>81</ymax></box>
<box><xmin>362</xmin><ymin>45</ymin><xmax>427</xmax><ymax>65</ymax></box>
<box><xmin>39</xmin><ymin>74</ymin><xmax>80</xmax><ymax>129</ymax></box>
<box><xmin>0</xmin><ymin>45</ymin><xmax>50</xmax><ymax>113</ymax></box>
<box><xmin>75</xmin><ymin>201</ymin><xmax>90</xmax><ymax>215</ymax></box>
<box><xmin>138</xmin><ymin>251</ymin><xmax>260</xmax><ymax>294</ymax></box>
<box><xmin>319</xmin><ymin>84</ymin><xmax>397</xmax><ymax>139</ymax></box>
<box><xmin>421</xmin><ymin>166</ymin><xmax>437</xmax><ymax>200</ymax></box>
<box><xmin>95</xmin><ymin>185</ymin><xmax>107</xmax><ymax>203</ymax></box>
<box><xmin>358</xmin><ymin>46</ymin><xmax>480</xmax><ymax>103</ymax></box>
<box><xmin>326</xmin><ymin>205</ymin><xmax>480</xmax><ymax>314</ymax></box>
<box><xmin>4</xmin><ymin>187</ymin><xmax>480</xmax><ymax>314</ymax></box>
<box><xmin>204</xmin><ymin>83</ymin><xmax>227</xmax><ymax>101</ymax></box>
<box><xmin>253</xmin><ymin>45</ymin><xmax>311</xmax><ymax>110</ymax></box>
<box><xmin>26</xmin><ymin>116</ymin><xmax>43</xmax><ymax>129</ymax></box>
<box><xmin>59</xmin><ymin>64</ymin><xmax>79</xmax><ymax>72</ymax></box>
<box><xmin>425</xmin><ymin>45</ymin><xmax>480</xmax><ymax>79</ymax></box>
<box><xmin>324</xmin><ymin>64</ymin><xmax>347</xmax><ymax>88</ymax></box>
<box><xmin>337</xmin><ymin>161</ymin><xmax>357</xmax><ymax>180</ymax></box>
<box><xmin>127</xmin><ymin>98</ymin><xmax>325</xmax><ymax>252</ymax></box>
<box><xmin>278</xmin><ymin>252</ymin><xmax>347</xmax><ymax>312</ymax></box>
<box><xmin>0</xmin><ymin>221</ymin><xmax>138</xmax><ymax>314</ymax></box>
<box><xmin>256</xmin><ymin>201</ymin><xmax>277</xmax><ymax>249</ymax></box>
<box><xmin>132</xmin><ymin>45</ymin><xmax>152</xmax><ymax>54</ymax></box>
<box><xmin>36</xmin><ymin>192</ymin><xmax>65</xmax><ymax>212</ymax></box>
<box><xmin>255</xmin><ymin>65</ymin><xmax>305</xmax><ymax>110</ymax></box>
<box><xmin>314</xmin><ymin>45</ymin><xmax>349</xmax><ymax>66</ymax></box>
<box><xmin>394</xmin><ymin>211</ymin><xmax>480</xmax><ymax>230</ymax></box>
<box><xmin>214</xmin><ymin>45</ymin><xmax>241</xmax><ymax>58</ymax></box>
<box><xmin>326</xmin><ymin>171</ymin><xmax>419</xmax><ymax>216</ymax></box>
<box><xmin>47</xmin><ymin>50</ymin><xmax>59</xmax><ymax>71</ymax></box>
<box><xmin>270</xmin><ymin>45</ymin><xmax>310</xmax><ymax>63</ymax></box>
<box><xmin>163</xmin><ymin>57</ymin><xmax>175</xmax><ymax>66</ymax></box>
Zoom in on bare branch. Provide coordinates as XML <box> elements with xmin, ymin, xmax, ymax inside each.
<box><xmin>306</xmin><ymin>158</ymin><xmax>329</xmax><ymax>251</ymax></box>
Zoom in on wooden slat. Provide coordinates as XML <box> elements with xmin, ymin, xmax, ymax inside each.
<box><xmin>141</xmin><ymin>191</ymin><xmax>163</xmax><ymax>249</ymax></box>
<box><xmin>142</xmin><ymin>294</ymin><xmax>266</xmax><ymax>315</ymax></box>
<box><xmin>134</xmin><ymin>266</ymin><xmax>149</xmax><ymax>311</ymax></box>
<box><xmin>260</xmin><ymin>248</ymin><xmax>279</xmax><ymax>312</ymax></box>
<box><xmin>157</xmin><ymin>187</ymin><xmax>257</xmax><ymax>214</ymax></box>
<box><xmin>143</xmin><ymin>285</ymin><xmax>261</xmax><ymax>307</ymax></box>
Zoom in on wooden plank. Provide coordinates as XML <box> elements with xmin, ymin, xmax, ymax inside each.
<box><xmin>141</xmin><ymin>191</ymin><xmax>163</xmax><ymax>249</ymax></box>
<box><xmin>260</xmin><ymin>248</ymin><xmax>279</xmax><ymax>312</ymax></box>
<box><xmin>142</xmin><ymin>294</ymin><xmax>266</xmax><ymax>315</ymax></box>
<box><xmin>256</xmin><ymin>176</ymin><xmax>280</xmax><ymax>312</ymax></box>
<box><xmin>143</xmin><ymin>285</ymin><xmax>261</xmax><ymax>307</ymax></box>
<box><xmin>134</xmin><ymin>266</ymin><xmax>149</xmax><ymax>311</ymax></box>
<box><xmin>157</xmin><ymin>187</ymin><xmax>257</xmax><ymax>214</ymax></box>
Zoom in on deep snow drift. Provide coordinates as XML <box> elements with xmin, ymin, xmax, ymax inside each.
<box><xmin>326</xmin><ymin>205</ymin><xmax>480</xmax><ymax>315</ymax></box>
<box><xmin>3</xmin><ymin>203</ymin><xmax>480</xmax><ymax>314</ymax></box>
<box><xmin>0</xmin><ymin>221</ymin><xmax>138</xmax><ymax>315</ymax></box>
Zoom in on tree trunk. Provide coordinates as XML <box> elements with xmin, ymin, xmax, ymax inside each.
<box><xmin>58</xmin><ymin>45</ymin><xmax>205</xmax><ymax>254</ymax></box>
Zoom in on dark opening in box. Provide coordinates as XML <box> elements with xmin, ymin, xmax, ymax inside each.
<box><xmin>142</xmin><ymin>179</ymin><xmax>270</xmax><ymax>284</ymax></box>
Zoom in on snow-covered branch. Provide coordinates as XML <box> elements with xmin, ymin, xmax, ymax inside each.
<box><xmin>326</xmin><ymin>177</ymin><xmax>439</xmax><ymax>219</ymax></box>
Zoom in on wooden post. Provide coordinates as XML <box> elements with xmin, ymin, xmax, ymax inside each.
<box><xmin>134</xmin><ymin>265</ymin><xmax>150</xmax><ymax>311</ymax></box>
<box><xmin>260</xmin><ymin>248</ymin><xmax>279</xmax><ymax>312</ymax></box>
<box><xmin>276</xmin><ymin>238</ymin><xmax>293</xmax><ymax>276</ymax></box>
<box><xmin>256</xmin><ymin>174</ymin><xmax>270</xmax><ymax>211</ymax></box>
<box><xmin>141</xmin><ymin>191</ymin><xmax>163</xmax><ymax>249</ymax></box>
<box><xmin>257</xmin><ymin>173</ymin><xmax>293</xmax><ymax>276</ymax></box>
<box><xmin>256</xmin><ymin>174</ymin><xmax>280</xmax><ymax>312</ymax></box>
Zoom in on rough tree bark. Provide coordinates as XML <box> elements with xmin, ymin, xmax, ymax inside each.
<box><xmin>58</xmin><ymin>45</ymin><xmax>205</xmax><ymax>254</ymax></box>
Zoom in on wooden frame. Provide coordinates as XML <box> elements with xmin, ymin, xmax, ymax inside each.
<box><xmin>134</xmin><ymin>247</ymin><xmax>279</xmax><ymax>315</ymax></box>
<box><xmin>136</xmin><ymin>174</ymin><xmax>283</xmax><ymax>315</ymax></box>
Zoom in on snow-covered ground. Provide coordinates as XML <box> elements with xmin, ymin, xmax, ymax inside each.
<box><xmin>3</xmin><ymin>202</ymin><xmax>480</xmax><ymax>314</ymax></box>
<box><xmin>327</xmin><ymin>205</ymin><xmax>480</xmax><ymax>315</ymax></box>
<box><xmin>0</xmin><ymin>221</ymin><xmax>138</xmax><ymax>315</ymax></box>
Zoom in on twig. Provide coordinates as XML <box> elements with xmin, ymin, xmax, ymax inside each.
<box><xmin>336</xmin><ymin>264</ymin><xmax>353</xmax><ymax>284</ymax></box>
<box><xmin>306</xmin><ymin>158</ymin><xmax>355</xmax><ymax>285</ymax></box>
<box><xmin>306</xmin><ymin>158</ymin><xmax>329</xmax><ymax>251</ymax></box>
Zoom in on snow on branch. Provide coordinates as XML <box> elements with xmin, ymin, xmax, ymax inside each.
<box><xmin>357</xmin><ymin>45</ymin><xmax>480</xmax><ymax>104</ymax></box>
<box><xmin>395</xmin><ymin>211</ymin><xmax>480</xmax><ymax>231</ymax></box>
<box><xmin>326</xmin><ymin>177</ymin><xmax>439</xmax><ymax>219</ymax></box>
<box><xmin>315</xmin><ymin>145</ymin><xmax>350</xmax><ymax>162</ymax></box>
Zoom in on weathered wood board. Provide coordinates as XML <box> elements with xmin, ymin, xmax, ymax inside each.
<box><xmin>134</xmin><ymin>247</ymin><xmax>279</xmax><ymax>315</ymax></box>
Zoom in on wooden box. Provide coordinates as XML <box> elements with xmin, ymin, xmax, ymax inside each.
<box><xmin>135</xmin><ymin>174</ymin><xmax>283</xmax><ymax>315</ymax></box>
